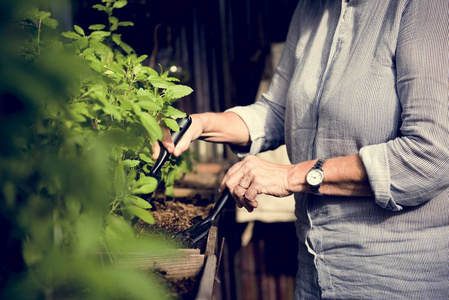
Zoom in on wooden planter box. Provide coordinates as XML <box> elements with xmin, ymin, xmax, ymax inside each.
<box><xmin>116</xmin><ymin>224</ymin><xmax>220</xmax><ymax>299</ymax></box>
<box><xmin>127</xmin><ymin>163</ymin><xmax>226</xmax><ymax>299</ymax></box>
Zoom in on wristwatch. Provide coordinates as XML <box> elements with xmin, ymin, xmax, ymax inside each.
<box><xmin>306</xmin><ymin>159</ymin><xmax>326</xmax><ymax>195</ymax></box>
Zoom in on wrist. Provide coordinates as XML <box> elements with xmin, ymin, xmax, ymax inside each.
<box><xmin>287</xmin><ymin>160</ymin><xmax>316</xmax><ymax>193</ymax></box>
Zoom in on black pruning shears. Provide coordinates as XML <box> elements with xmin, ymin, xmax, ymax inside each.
<box><xmin>146</xmin><ymin>115</ymin><xmax>192</xmax><ymax>201</ymax></box>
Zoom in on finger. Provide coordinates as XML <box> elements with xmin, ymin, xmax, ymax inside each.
<box><xmin>230</xmin><ymin>189</ymin><xmax>245</xmax><ymax>209</ymax></box>
<box><xmin>173</xmin><ymin>115</ymin><xmax>202</xmax><ymax>157</ymax></box>
<box><xmin>245</xmin><ymin>197</ymin><xmax>258</xmax><ymax>209</ymax></box>
<box><xmin>238</xmin><ymin>172</ymin><xmax>253</xmax><ymax>190</ymax></box>
<box><xmin>160</xmin><ymin>126</ymin><xmax>175</xmax><ymax>154</ymax></box>
<box><xmin>232</xmin><ymin>185</ymin><xmax>255</xmax><ymax>212</ymax></box>
<box><xmin>245</xmin><ymin>186</ymin><xmax>258</xmax><ymax>202</ymax></box>
<box><xmin>152</xmin><ymin>140</ymin><xmax>160</xmax><ymax>160</ymax></box>
<box><xmin>173</xmin><ymin>133</ymin><xmax>192</xmax><ymax>157</ymax></box>
<box><xmin>219</xmin><ymin>161</ymin><xmax>244</xmax><ymax>193</ymax></box>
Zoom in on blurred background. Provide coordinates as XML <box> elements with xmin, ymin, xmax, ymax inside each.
<box><xmin>70</xmin><ymin>0</ymin><xmax>299</xmax><ymax>299</ymax></box>
<box><xmin>4</xmin><ymin>0</ymin><xmax>300</xmax><ymax>299</ymax></box>
<box><xmin>53</xmin><ymin>0</ymin><xmax>297</xmax><ymax>164</ymax></box>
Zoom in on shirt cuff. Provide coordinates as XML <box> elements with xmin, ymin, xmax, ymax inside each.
<box><xmin>359</xmin><ymin>144</ymin><xmax>403</xmax><ymax>211</ymax></box>
<box><xmin>226</xmin><ymin>106</ymin><xmax>266</xmax><ymax>157</ymax></box>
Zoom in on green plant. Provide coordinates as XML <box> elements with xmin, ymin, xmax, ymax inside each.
<box><xmin>0</xmin><ymin>0</ymin><xmax>194</xmax><ymax>298</ymax></box>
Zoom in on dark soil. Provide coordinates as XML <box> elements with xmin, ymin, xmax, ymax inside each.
<box><xmin>137</xmin><ymin>196</ymin><xmax>213</xmax><ymax>246</ymax></box>
<box><xmin>135</xmin><ymin>197</ymin><xmax>214</xmax><ymax>299</ymax></box>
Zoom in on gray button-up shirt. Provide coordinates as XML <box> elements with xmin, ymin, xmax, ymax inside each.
<box><xmin>228</xmin><ymin>0</ymin><xmax>449</xmax><ymax>298</ymax></box>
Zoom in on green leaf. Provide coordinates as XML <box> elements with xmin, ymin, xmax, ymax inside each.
<box><xmin>76</xmin><ymin>37</ymin><xmax>88</xmax><ymax>49</ymax></box>
<box><xmin>74</xmin><ymin>25</ymin><xmax>85</xmax><ymax>36</ymax></box>
<box><xmin>128</xmin><ymin>169</ymin><xmax>137</xmax><ymax>181</ymax></box>
<box><xmin>111</xmin><ymin>33</ymin><xmax>122</xmax><ymax>45</ymax></box>
<box><xmin>89</xmin><ymin>40</ymin><xmax>112</xmax><ymax>61</ymax></box>
<box><xmin>164</xmin><ymin>85</ymin><xmax>193</xmax><ymax>101</ymax></box>
<box><xmin>90</xmin><ymin>31</ymin><xmax>111</xmax><ymax>41</ymax></box>
<box><xmin>92</xmin><ymin>4</ymin><xmax>106</xmax><ymax>12</ymax></box>
<box><xmin>143</xmin><ymin>66</ymin><xmax>158</xmax><ymax>76</ymax></box>
<box><xmin>148</xmin><ymin>75</ymin><xmax>172</xmax><ymax>89</ymax></box>
<box><xmin>106</xmin><ymin>214</ymin><xmax>135</xmax><ymax>241</ymax></box>
<box><xmin>120</xmin><ymin>41</ymin><xmax>134</xmax><ymax>54</ymax></box>
<box><xmin>125</xmin><ymin>195</ymin><xmax>152</xmax><ymax>209</ymax></box>
<box><xmin>118</xmin><ymin>21</ymin><xmax>134</xmax><ymax>27</ymax></box>
<box><xmin>132</xmin><ymin>182</ymin><xmax>157</xmax><ymax>195</ymax></box>
<box><xmin>165</xmin><ymin>76</ymin><xmax>181</xmax><ymax>82</ymax></box>
<box><xmin>165</xmin><ymin>185</ymin><xmax>174</xmax><ymax>197</ymax></box>
<box><xmin>61</xmin><ymin>31</ymin><xmax>81</xmax><ymax>40</ymax></box>
<box><xmin>139</xmin><ymin>153</ymin><xmax>153</xmax><ymax>163</ymax></box>
<box><xmin>114</xmin><ymin>163</ymin><xmax>127</xmax><ymax>196</ymax></box>
<box><xmin>113</xmin><ymin>1</ymin><xmax>128</xmax><ymax>9</ymax></box>
<box><xmin>37</xmin><ymin>11</ymin><xmax>51</xmax><ymax>20</ymax></box>
<box><xmin>109</xmin><ymin>16</ymin><xmax>119</xmax><ymax>31</ymax></box>
<box><xmin>161</xmin><ymin>106</ymin><xmax>187</xmax><ymax>118</ymax></box>
<box><xmin>89</xmin><ymin>24</ymin><xmax>106</xmax><ymax>31</ymax></box>
<box><xmin>103</xmin><ymin>103</ymin><xmax>123</xmax><ymax>121</ymax></box>
<box><xmin>138</xmin><ymin>101</ymin><xmax>161</xmax><ymax>112</ymax></box>
<box><xmin>164</xmin><ymin>169</ymin><xmax>177</xmax><ymax>187</ymax></box>
<box><xmin>43</xmin><ymin>18</ymin><xmax>58</xmax><ymax>29</ymax></box>
<box><xmin>132</xmin><ymin>175</ymin><xmax>158</xmax><ymax>194</ymax></box>
<box><xmin>132</xmin><ymin>64</ymin><xmax>142</xmax><ymax>76</ymax></box>
<box><xmin>106</xmin><ymin>63</ymin><xmax>126</xmax><ymax>76</ymax></box>
<box><xmin>136</xmin><ymin>55</ymin><xmax>148</xmax><ymax>63</ymax></box>
<box><xmin>127</xmin><ymin>205</ymin><xmax>154</xmax><ymax>224</ymax></box>
<box><xmin>122</xmin><ymin>160</ymin><xmax>140</xmax><ymax>168</ymax></box>
<box><xmin>163</xmin><ymin>118</ymin><xmax>179</xmax><ymax>132</ymax></box>
<box><xmin>132</xmin><ymin>103</ymin><xmax>142</xmax><ymax>115</ymax></box>
<box><xmin>139</xmin><ymin>112</ymin><xmax>162</xmax><ymax>143</ymax></box>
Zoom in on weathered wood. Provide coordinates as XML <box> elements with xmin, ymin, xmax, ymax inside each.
<box><xmin>196</xmin><ymin>255</ymin><xmax>218</xmax><ymax>300</ymax></box>
<box><xmin>193</xmin><ymin>225</ymin><xmax>220</xmax><ymax>299</ymax></box>
<box><xmin>205</xmin><ymin>225</ymin><xmax>218</xmax><ymax>256</ymax></box>
<box><xmin>114</xmin><ymin>249</ymin><xmax>205</xmax><ymax>280</ymax></box>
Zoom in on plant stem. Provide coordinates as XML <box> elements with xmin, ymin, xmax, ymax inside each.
<box><xmin>37</xmin><ymin>19</ymin><xmax>42</xmax><ymax>57</ymax></box>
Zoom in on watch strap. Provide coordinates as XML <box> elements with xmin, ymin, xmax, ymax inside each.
<box><xmin>308</xmin><ymin>159</ymin><xmax>326</xmax><ymax>195</ymax></box>
<box><xmin>312</xmin><ymin>159</ymin><xmax>326</xmax><ymax>170</ymax></box>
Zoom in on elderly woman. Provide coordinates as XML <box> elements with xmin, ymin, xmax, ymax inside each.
<box><xmin>158</xmin><ymin>0</ymin><xmax>449</xmax><ymax>298</ymax></box>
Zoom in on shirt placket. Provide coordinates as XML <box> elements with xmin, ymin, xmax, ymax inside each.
<box><xmin>306</xmin><ymin>0</ymin><xmax>352</xmax><ymax>297</ymax></box>
<box><xmin>310</xmin><ymin>0</ymin><xmax>352</xmax><ymax>159</ymax></box>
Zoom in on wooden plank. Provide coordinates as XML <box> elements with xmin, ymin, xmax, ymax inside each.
<box><xmin>114</xmin><ymin>249</ymin><xmax>205</xmax><ymax>280</ymax></box>
<box><xmin>205</xmin><ymin>225</ymin><xmax>218</xmax><ymax>256</ymax></box>
<box><xmin>196</xmin><ymin>255</ymin><xmax>217</xmax><ymax>300</ymax></box>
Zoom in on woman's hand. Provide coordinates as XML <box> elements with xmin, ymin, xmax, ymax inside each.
<box><xmin>219</xmin><ymin>155</ymin><xmax>295</xmax><ymax>212</ymax></box>
<box><xmin>152</xmin><ymin>112</ymin><xmax>251</xmax><ymax>159</ymax></box>
<box><xmin>152</xmin><ymin>114</ymin><xmax>204</xmax><ymax>159</ymax></box>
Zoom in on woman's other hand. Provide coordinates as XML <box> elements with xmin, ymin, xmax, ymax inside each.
<box><xmin>219</xmin><ymin>155</ymin><xmax>294</xmax><ymax>212</ymax></box>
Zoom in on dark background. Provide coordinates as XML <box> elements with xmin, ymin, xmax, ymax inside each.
<box><xmin>72</xmin><ymin>2</ymin><xmax>300</xmax><ymax>298</ymax></box>
<box><xmin>72</xmin><ymin>0</ymin><xmax>297</xmax><ymax>115</ymax></box>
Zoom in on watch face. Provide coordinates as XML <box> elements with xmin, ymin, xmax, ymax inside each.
<box><xmin>306</xmin><ymin>169</ymin><xmax>324</xmax><ymax>186</ymax></box>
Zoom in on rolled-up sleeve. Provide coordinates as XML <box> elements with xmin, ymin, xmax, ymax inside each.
<box><xmin>227</xmin><ymin>97</ymin><xmax>286</xmax><ymax>157</ymax></box>
<box><xmin>360</xmin><ymin>0</ymin><xmax>449</xmax><ymax>210</ymax></box>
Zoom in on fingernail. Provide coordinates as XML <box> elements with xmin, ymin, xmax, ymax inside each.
<box><xmin>174</xmin><ymin>149</ymin><xmax>181</xmax><ymax>156</ymax></box>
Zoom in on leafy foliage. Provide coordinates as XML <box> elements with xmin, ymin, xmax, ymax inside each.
<box><xmin>0</xmin><ymin>0</ymin><xmax>193</xmax><ymax>298</ymax></box>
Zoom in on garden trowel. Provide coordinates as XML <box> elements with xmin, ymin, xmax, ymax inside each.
<box><xmin>175</xmin><ymin>188</ymin><xmax>230</xmax><ymax>245</ymax></box>
<box><xmin>146</xmin><ymin>115</ymin><xmax>192</xmax><ymax>200</ymax></box>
